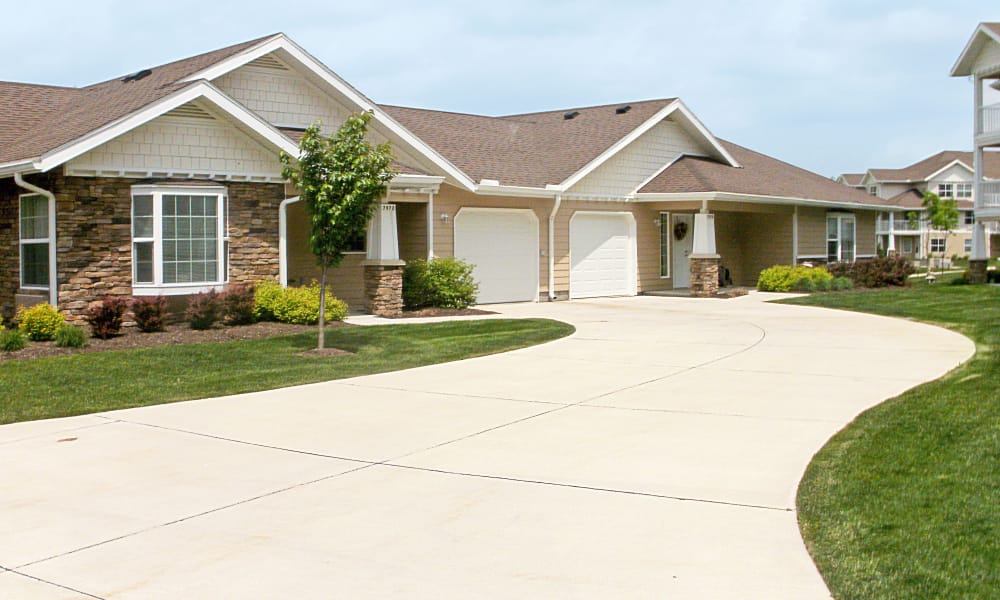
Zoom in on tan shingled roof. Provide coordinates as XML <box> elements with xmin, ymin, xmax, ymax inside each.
<box><xmin>0</xmin><ymin>34</ymin><xmax>277</xmax><ymax>165</ymax></box>
<box><xmin>866</xmin><ymin>150</ymin><xmax>1000</xmax><ymax>182</ymax></box>
<box><xmin>838</xmin><ymin>173</ymin><xmax>866</xmax><ymax>186</ymax></box>
<box><xmin>382</xmin><ymin>99</ymin><xmax>676</xmax><ymax>187</ymax></box>
<box><xmin>984</xmin><ymin>22</ymin><xmax>1000</xmax><ymax>37</ymax></box>
<box><xmin>639</xmin><ymin>140</ymin><xmax>887</xmax><ymax>205</ymax></box>
<box><xmin>886</xmin><ymin>188</ymin><xmax>974</xmax><ymax>210</ymax></box>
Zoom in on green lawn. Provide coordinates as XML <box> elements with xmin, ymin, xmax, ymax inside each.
<box><xmin>782</xmin><ymin>280</ymin><xmax>999</xmax><ymax>599</ymax></box>
<box><xmin>0</xmin><ymin>319</ymin><xmax>574</xmax><ymax>425</ymax></box>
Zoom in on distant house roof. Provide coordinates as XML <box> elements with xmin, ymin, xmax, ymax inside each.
<box><xmin>837</xmin><ymin>173</ymin><xmax>866</xmax><ymax>186</ymax></box>
<box><xmin>866</xmin><ymin>150</ymin><xmax>1000</xmax><ymax>183</ymax></box>
<box><xmin>639</xmin><ymin>141</ymin><xmax>885</xmax><ymax>205</ymax></box>
<box><xmin>886</xmin><ymin>189</ymin><xmax>974</xmax><ymax>210</ymax></box>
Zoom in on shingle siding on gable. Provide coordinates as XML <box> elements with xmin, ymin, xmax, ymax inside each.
<box><xmin>66</xmin><ymin>115</ymin><xmax>283</xmax><ymax>178</ymax></box>
<box><xmin>569</xmin><ymin>120</ymin><xmax>707</xmax><ymax>197</ymax></box>
<box><xmin>216</xmin><ymin>65</ymin><xmax>350</xmax><ymax>132</ymax></box>
<box><xmin>973</xmin><ymin>38</ymin><xmax>1000</xmax><ymax>74</ymax></box>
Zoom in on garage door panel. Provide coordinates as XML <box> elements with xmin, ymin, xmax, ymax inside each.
<box><xmin>454</xmin><ymin>210</ymin><xmax>538</xmax><ymax>304</ymax></box>
<box><xmin>570</xmin><ymin>213</ymin><xmax>634</xmax><ymax>299</ymax></box>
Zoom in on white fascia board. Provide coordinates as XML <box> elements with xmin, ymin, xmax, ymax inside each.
<box><xmin>0</xmin><ymin>159</ymin><xmax>40</xmax><ymax>177</ymax></box>
<box><xmin>671</xmin><ymin>100</ymin><xmax>740</xmax><ymax>168</ymax></box>
<box><xmin>925</xmin><ymin>159</ymin><xmax>973</xmax><ymax>181</ymax></box>
<box><xmin>35</xmin><ymin>82</ymin><xmax>299</xmax><ymax>173</ymax></box>
<box><xmin>635</xmin><ymin>191</ymin><xmax>907</xmax><ymax>211</ymax></box>
<box><xmin>390</xmin><ymin>174</ymin><xmax>445</xmax><ymax>189</ymax></box>
<box><xmin>474</xmin><ymin>184</ymin><xmax>558</xmax><ymax>199</ymax></box>
<box><xmin>184</xmin><ymin>34</ymin><xmax>477</xmax><ymax>191</ymax></box>
<box><xmin>951</xmin><ymin>25</ymin><xmax>1000</xmax><ymax>76</ymax></box>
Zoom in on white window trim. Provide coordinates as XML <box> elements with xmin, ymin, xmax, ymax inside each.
<box><xmin>956</xmin><ymin>183</ymin><xmax>973</xmax><ymax>199</ymax></box>
<box><xmin>18</xmin><ymin>192</ymin><xmax>51</xmax><ymax>290</ymax></box>
<box><xmin>930</xmin><ymin>238</ymin><xmax>947</xmax><ymax>253</ymax></box>
<box><xmin>826</xmin><ymin>213</ymin><xmax>857</xmax><ymax>263</ymax></box>
<box><xmin>937</xmin><ymin>183</ymin><xmax>954</xmax><ymax>198</ymax></box>
<box><xmin>659</xmin><ymin>211</ymin><xmax>671</xmax><ymax>278</ymax></box>
<box><xmin>130</xmin><ymin>185</ymin><xmax>229</xmax><ymax>295</ymax></box>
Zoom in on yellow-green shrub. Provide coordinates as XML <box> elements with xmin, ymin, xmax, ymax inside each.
<box><xmin>254</xmin><ymin>280</ymin><xmax>347</xmax><ymax>325</ymax></box>
<box><xmin>17</xmin><ymin>303</ymin><xmax>65</xmax><ymax>341</ymax></box>
<box><xmin>757</xmin><ymin>265</ymin><xmax>833</xmax><ymax>292</ymax></box>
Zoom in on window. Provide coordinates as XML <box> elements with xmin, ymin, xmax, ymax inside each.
<box><xmin>930</xmin><ymin>238</ymin><xmax>946</xmax><ymax>253</ymax></box>
<box><xmin>827</xmin><ymin>214</ymin><xmax>856</xmax><ymax>263</ymax></box>
<box><xmin>936</xmin><ymin>183</ymin><xmax>954</xmax><ymax>198</ymax></box>
<box><xmin>964</xmin><ymin>211</ymin><xmax>975</xmax><ymax>225</ymax></box>
<box><xmin>956</xmin><ymin>183</ymin><xmax>973</xmax><ymax>199</ymax></box>
<box><xmin>868</xmin><ymin>185</ymin><xmax>878</xmax><ymax>196</ymax></box>
<box><xmin>19</xmin><ymin>194</ymin><xmax>50</xmax><ymax>288</ymax></box>
<box><xmin>131</xmin><ymin>186</ymin><xmax>229</xmax><ymax>293</ymax></box>
<box><xmin>346</xmin><ymin>232</ymin><xmax>366</xmax><ymax>254</ymax></box>
<box><xmin>659</xmin><ymin>212</ymin><xmax>670</xmax><ymax>277</ymax></box>
<box><xmin>902</xmin><ymin>237</ymin><xmax>913</xmax><ymax>254</ymax></box>
<box><xmin>964</xmin><ymin>238</ymin><xmax>972</xmax><ymax>253</ymax></box>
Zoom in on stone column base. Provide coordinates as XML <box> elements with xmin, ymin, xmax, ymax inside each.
<box><xmin>363</xmin><ymin>261</ymin><xmax>404</xmax><ymax>317</ymax></box>
<box><xmin>690</xmin><ymin>254</ymin><xmax>720</xmax><ymax>298</ymax></box>
<box><xmin>968</xmin><ymin>259</ymin><xmax>988</xmax><ymax>285</ymax></box>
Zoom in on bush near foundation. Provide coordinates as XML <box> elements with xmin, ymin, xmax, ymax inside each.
<box><xmin>221</xmin><ymin>283</ymin><xmax>257</xmax><ymax>326</ymax></box>
<box><xmin>132</xmin><ymin>296</ymin><xmax>167</xmax><ymax>333</ymax></box>
<box><xmin>757</xmin><ymin>265</ymin><xmax>833</xmax><ymax>292</ymax></box>
<box><xmin>85</xmin><ymin>296</ymin><xmax>129</xmax><ymax>339</ymax></box>
<box><xmin>186</xmin><ymin>290</ymin><xmax>221</xmax><ymax>330</ymax></box>
<box><xmin>403</xmin><ymin>258</ymin><xmax>479</xmax><ymax>309</ymax></box>
<box><xmin>827</xmin><ymin>256</ymin><xmax>913</xmax><ymax>288</ymax></box>
<box><xmin>0</xmin><ymin>328</ymin><xmax>27</xmax><ymax>352</ymax></box>
<box><xmin>55</xmin><ymin>324</ymin><xmax>88</xmax><ymax>348</ymax></box>
<box><xmin>254</xmin><ymin>280</ymin><xmax>347</xmax><ymax>325</ymax></box>
<box><xmin>16</xmin><ymin>303</ymin><xmax>65</xmax><ymax>341</ymax></box>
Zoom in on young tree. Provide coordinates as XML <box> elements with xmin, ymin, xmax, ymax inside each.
<box><xmin>920</xmin><ymin>190</ymin><xmax>959</xmax><ymax>275</ymax></box>
<box><xmin>280</xmin><ymin>112</ymin><xmax>395</xmax><ymax>349</ymax></box>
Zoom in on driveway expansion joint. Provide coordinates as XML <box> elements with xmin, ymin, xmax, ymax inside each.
<box><xmin>0</xmin><ymin>565</ymin><xmax>105</xmax><ymax>600</ymax></box>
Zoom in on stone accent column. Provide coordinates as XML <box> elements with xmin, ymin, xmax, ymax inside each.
<box><xmin>363</xmin><ymin>260</ymin><xmax>405</xmax><ymax>317</ymax></box>
<box><xmin>689</xmin><ymin>255</ymin><xmax>720</xmax><ymax>298</ymax></box>
<box><xmin>968</xmin><ymin>259</ymin><xmax>988</xmax><ymax>284</ymax></box>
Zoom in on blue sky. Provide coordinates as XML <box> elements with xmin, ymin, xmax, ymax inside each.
<box><xmin>2</xmin><ymin>1</ymin><xmax>995</xmax><ymax>177</ymax></box>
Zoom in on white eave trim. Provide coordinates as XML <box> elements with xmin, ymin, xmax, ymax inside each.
<box><xmin>474</xmin><ymin>183</ymin><xmax>559</xmax><ymax>199</ymax></box>
<box><xmin>32</xmin><ymin>81</ymin><xmax>299</xmax><ymax>174</ymax></box>
<box><xmin>951</xmin><ymin>24</ymin><xmax>1000</xmax><ymax>77</ymax></box>
<box><xmin>389</xmin><ymin>173</ymin><xmax>445</xmax><ymax>190</ymax></box>
<box><xmin>182</xmin><ymin>34</ymin><xmax>478</xmax><ymax>192</ymax></box>
<box><xmin>924</xmin><ymin>159</ymin><xmax>973</xmax><ymax>181</ymax></box>
<box><xmin>635</xmin><ymin>191</ymin><xmax>908</xmax><ymax>211</ymax></box>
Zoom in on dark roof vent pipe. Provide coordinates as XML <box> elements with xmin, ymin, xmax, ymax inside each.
<box><xmin>616</xmin><ymin>105</ymin><xmax>632</xmax><ymax>114</ymax></box>
<box><xmin>122</xmin><ymin>69</ymin><xmax>152</xmax><ymax>83</ymax></box>
<box><xmin>563</xmin><ymin>111</ymin><xmax>580</xmax><ymax>120</ymax></box>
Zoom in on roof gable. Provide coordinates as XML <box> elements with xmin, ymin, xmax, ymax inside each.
<box><xmin>951</xmin><ymin>22</ymin><xmax>1000</xmax><ymax>76</ymax></box>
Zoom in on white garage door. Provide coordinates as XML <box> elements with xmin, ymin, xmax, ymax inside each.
<box><xmin>570</xmin><ymin>212</ymin><xmax>635</xmax><ymax>299</ymax></box>
<box><xmin>454</xmin><ymin>209</ymin><xmax>538</xmax><ymax>304</ymax></box>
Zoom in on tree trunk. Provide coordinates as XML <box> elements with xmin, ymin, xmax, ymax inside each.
<box><xmin>318</xmin><ymin>266</ymin><xmax>327</xmax><ymax>350</ymax></box>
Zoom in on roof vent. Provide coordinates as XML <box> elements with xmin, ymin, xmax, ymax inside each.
<box><xmin>122</xmin><ymin>69</ymin><xmax>152</xmax><ymax>83</ymax></box>
<box><xmin>616</xmin><ymin>105</ymin><xmax>632</xmax><ymax>114</ymax></box>
<box><xmin>563</xmin><ymin>111</ymin><xmax>580</xmax><ymax>120</ymax></box>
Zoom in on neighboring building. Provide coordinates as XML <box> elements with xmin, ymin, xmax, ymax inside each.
<box><xmin>951</xmin><ymin>22</ymin><xmax>1000</xmax><ymax>279</ymax></box>
<box><xmin>834</xmin><ymin>173</ymin><xmax>866</xmax><ymax>192</ymax></box>
<box><xmin>1</xmin><ymin>34</ymin><xmax>898</xmax><ymax>318</ymax></box>
<box><xmin>837</xmin><ymin>151</ymin><xmax>995</xmax><ymax>259</ymax></box>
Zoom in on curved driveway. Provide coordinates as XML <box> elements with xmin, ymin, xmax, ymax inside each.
<box><xmin>0</xmin><ymin>294</ymin><xmax>974</xmax><ymax>599</ymax></box>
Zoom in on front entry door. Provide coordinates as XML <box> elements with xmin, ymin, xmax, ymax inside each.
<box><xmin>672</xmin><ymin>214</ymin><xmax>694</xmax><ymax>288</ymax></box>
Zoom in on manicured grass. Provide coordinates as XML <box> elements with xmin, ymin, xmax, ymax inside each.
<box><xmin>781</xmin><ymin>282</ymin><xmax>999</xmax><ymax>599</ymax></box>
<box><xmin>0</xmin><ymin>319</ymin><xmax>574</xmax><ymax>425</ymax></box>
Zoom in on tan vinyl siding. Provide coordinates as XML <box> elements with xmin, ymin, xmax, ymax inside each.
<box><xmin>395</xmin><ymin>202</ymin><xmax>428</xmax><ymax>261</ymax></box>
<box><xmin>796</xmin><ymin>207</ymin><xmax>828</xmax><ymax>258</ymax></box>
<box><xmin>855</xmin><ymin>211</ymin><xmax>877</xmax><ymax>257</ymax></box>
<box><xmin>736</xmin><ymin>212</ymin><xmax>794</xmax><ymax>285</ymax></box>
<box><xmin>713</xmin><ymin>211</ymin><xmax>744</xmax><ymax>286</ymax></box>
<box><xmin>285</xmin><ymin>200</ymin><xmax>366</xmax><ymax>309</ymax></box>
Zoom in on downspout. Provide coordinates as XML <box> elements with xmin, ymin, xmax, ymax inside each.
<box><xmin>13</xmin><ymin>173</ymin><xmax>57</xmax><ymax>307</ymax></box>
<box><xmin>792</xmin><ymin>205</ymin><xmax>799</xmax><ymax>264</ymax></box>
<box><xmin>278</xmin><ymin>196</ymin><xmax>301</xmax><ymax>287</ymax></box>
<box><xmin>427</xmin><ymin>190</ymin><xmax>435</xmax><ymax>260</ymax></box>
<box><xmin>547</xmin><ymin>193</ymin><xmax>562</xmax><ymax>300</ymax></box>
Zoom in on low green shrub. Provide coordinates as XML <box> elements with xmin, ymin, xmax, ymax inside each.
<box><xmin>757</xmin><ymin>265</ymin><xmax>833</xmax><ymax>292</ymax></box>
<box><xmin>17</xmin><ymin>303</ymin><xmax>65</xmax><ymax>341</ymax></box>
<box><xmin>403</xmin><ymin>258</ymin><xmax>479</xmax><ymax>309</ymax></box>
<box><xmin>831</xmin><ymin>277</ymin><xmax>853</xmax><ymax>291</ymax></box>
<box><xmin>55</xmin><ymin>324</ymin><xmax>88</xmax><ymax>348</ymax></box>
<box><xmin>132</xmin><ymin>296</ymin><xmax>167</xmax><ymax>332</ymax></box>
<box><xmin>222</xmin><ymin>283</ymin><xmax>257</xmax><ymax>326</ymax></box>
<box><xmin>0</xmin><ymin>328</ymin><xmax>27</xmax><ymax>352</ymax></box>
<box><xmin>186</xmin><ymin>290</ymin><xmax>221</xmax><ymax>330</ymax></box>
<box><xmin>254</xmin><ymin>280</ymin><xmax>347</xmax><ymax>325</ymax></box>
<box><xmin>85</xmin><ymin>296</ymin><xmax>129</xmax><ymax>339</ymax></box>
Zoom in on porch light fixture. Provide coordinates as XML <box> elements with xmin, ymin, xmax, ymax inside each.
<box><xmin>440</xmin><ymin>213</ymin><xmax>449</xmax><ymax>223</ymax></box>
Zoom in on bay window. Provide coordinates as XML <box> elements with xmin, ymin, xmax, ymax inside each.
<box><xmin>131</xmin><ymin>186</ymin><xmax>229</xmax><ymax>293</ymax></box>
<box><xmin>19</xmin><ymin>194</ymin><xmax>51</xmax><ymax>288</ymax></box>
<box><xmin>826</xmin><ymin>213</ymin><xmax>856</xmax><ymax>263</ymax></box>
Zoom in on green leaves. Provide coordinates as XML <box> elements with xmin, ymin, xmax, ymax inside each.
<box><xmin>921</xmin><ymin>191</ymin><xmax>959</xmax><ymax>234</ymax></box>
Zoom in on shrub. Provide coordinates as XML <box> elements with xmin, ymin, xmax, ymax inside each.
<box><xmin>0</xmin><ymin>329</ymin><xmax>27</xmax><ymax>352</ymax></box>
<box><xmin>17</xmin><ymin>303</ymin><xmax>65</xmax><ymax>341</ymax></box>
<box><xmin>222</xmin><ymin>283</ymin><xmax>257</xmax><ymax>326</ymax></box>
<box><xmin>756</xmin><ymin>265</ymin><xmax>833</xmax><ymax>292</ymax></box>
<box><xmin>790</xmin><ymin>277</ymin><xmax>817</xmax><ymax>293</ymax></box>
<box><xmin>403</xmin><ymin>258</ymin><xmax>479</xmax><ymax>309</ymax></box>
<box><xmin>254</xmin><ymin>280</ymin><xmax>347</xmax><ymax>325</ymax></box>
<box><xmin>831</xmin><ymin>277</ymin><xmax>853</xmax><ymax>291</ymax></box>
<box><xmin>828</xmin><ymin>256</ymin><xmax>914</xmax><ymax>288</ymax></box>
<box><xmin>132</xmin><ymin>296</ymin><xmax>167</xmax><ymax>333</ymax></box>
<box><xmin>987</xmin><ymin>270</ymin><xmax>1000</xmax><ymax>284</ymax></box>
<box><xmin>186</xmin><ymin>290</ymin><xmax>221</xmax><ymax>330</ymax></box>
<box><xmin>55</xmin><ymin>324</ymin><xmax>88</xmax><ymax>348</ymax></box>
<box><xmin>85</xmin><ymin>296</ymin><xmax>129</xmax><ymax>339</ymax></box>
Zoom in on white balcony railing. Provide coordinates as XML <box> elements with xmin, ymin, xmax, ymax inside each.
<box><xmin>978</xmin><ymin>103</ymin><xmax>1000</xmax><ymax>137</ymax></box>
<box><xmin>981</xmin><ymin>181</ymin><xmax>1000</xmax><ymax>209</ymax></box>
<box><xmin>876</xmin><ymin>217</ymin><xmax>922</xmax><ymax>232</ymax></box>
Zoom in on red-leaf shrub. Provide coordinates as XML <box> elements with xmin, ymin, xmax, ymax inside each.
<box><xmin>85</xmin><ymin>297</ymin><xmax>129</xmax><ymax>339</ymax></box>
<box><xmin>132</xmin><ymin>296</ymin><xmax>167</xmax><ymax>333</ymax></box>
<box><xmin>186</xmin><ymin>290</ymin><xmax>221</xmax><ymax>330</ymax></box>
<box><xmin>827</xmin><ymin>256</ymin><xmax>913</xmax><ymax>288</ymax></box>
<box><xmin>221</xmin><ymin>283</ymin><xmax>256</xmax><ymax>326</ymax></box>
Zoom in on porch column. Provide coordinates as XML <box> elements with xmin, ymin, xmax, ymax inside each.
<box><xmin>969</xmin><ymin>222</ymin><xmax>988</xmax><ymax>283</ymax></box>
<box><xmin>363</xmin><ymin>203</ymin><xmax>404</xmax><ymax>316</ymax></box>
<box><xmin>689</xmin><ymin>210</ymin><xmax>720</xmax><ymax>298</ymax></box>
<box><xmin>887</xmin><ymin>212</ymin><xmax>896</xmax><ymax>253</ymax></box>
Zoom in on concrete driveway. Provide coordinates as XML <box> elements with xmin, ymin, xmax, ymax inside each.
<box><xmin>0</xmin><ymin>294</ymin><xmax>973</xmax><ymax>599</ymax></box>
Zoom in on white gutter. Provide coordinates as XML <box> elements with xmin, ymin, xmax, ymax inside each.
<box><xmin>13</xmin><ymin>173</ymin><xmax>58</xmax><ymax>307</ymax></box>
<box><xmin>547</xmin><ymin>194</ymin><xmax>562</xmax><ymax>300</ymax></box>
<box><xmin>636</xmin><ymin>191</ymin><xmax>908</xmax><ymax>212</ymax></box>
<box><xmin>278</xmin><ymin>196</ymin><xmax>301</xmax><ymax>287</ymax></box>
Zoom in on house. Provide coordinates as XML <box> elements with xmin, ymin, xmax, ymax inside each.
<box><xmin>1</xmin><ymin>34</ymin><xmax>898</xmax><ymax>318</ymax></box>
<box><xmin>834</xmin><ymin>173</ymin><xmax>866</xmax><ymax>191</ymax></box>
<box><xmin>837</xmin><ymin>151</ymin><xmax>997</xmax><ymax>260</ymax></box>
<box><xmin>951</xmin><ymin>22</ymin><xmax>1000</xmax><ymax>282</ymax></box>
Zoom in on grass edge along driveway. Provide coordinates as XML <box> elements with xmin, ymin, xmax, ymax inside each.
<box><xmin>781</xmin><ymin>281</ymin><xmax>998</xmax><ymax>600</ymax></box>
<box><xmin>0</xmin><ymin>318</ymin><xmax>574</xmax><ymax>426</ymax></box>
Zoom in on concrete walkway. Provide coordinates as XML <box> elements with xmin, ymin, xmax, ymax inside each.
<box><xmin>0</xmin><ymin>294</ymin><xmax>974</xmax><ymax>599</ymax></box>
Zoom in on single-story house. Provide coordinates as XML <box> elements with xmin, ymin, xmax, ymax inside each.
<box><xmin>0</xmin><ymin>33</ymin><xmax>898</xmax><ymax>318</ymax></box>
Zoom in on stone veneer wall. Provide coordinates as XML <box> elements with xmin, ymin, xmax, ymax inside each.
<box><xmin>0</xmin><ymin>173</ymin><xmax>284</xmax><ymax>319</ymax></box>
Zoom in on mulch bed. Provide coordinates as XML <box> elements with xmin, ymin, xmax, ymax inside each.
<box><xmin>386</xmin><ymin>307</ymin><xmax>497</xmax><ymax>319</ymax></box>
<box><xmin>0</xmin><ymin>321</ymin><xmax>348</xmax><ymax>362</ymax></box>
